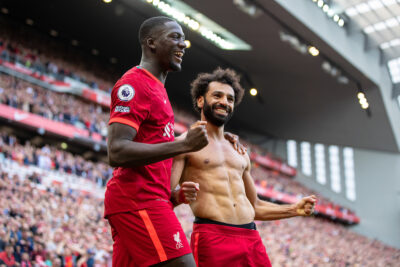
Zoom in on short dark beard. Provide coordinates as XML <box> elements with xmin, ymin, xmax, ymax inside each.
<box><xmin>203</xmin><ymin>98</ymin><xmax>233</xmax><ymax>127</ymax></box>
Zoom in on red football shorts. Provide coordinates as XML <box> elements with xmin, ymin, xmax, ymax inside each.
<box><xmin>108</xmin><ymin>206</ymin><xmax>191</xmax><ymax>267</ymax></box>
<box><xmin>191</xmin><ymin>223</ymin><xmax>272</xmax><ymax>267</ymax></box>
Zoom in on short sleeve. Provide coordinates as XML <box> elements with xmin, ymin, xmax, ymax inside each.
<box><xmin>108</xmin><ymin>78</ymin><xmax>150</xmax><ymax>132</ymax></box>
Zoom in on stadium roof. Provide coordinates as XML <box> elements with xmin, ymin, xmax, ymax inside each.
<box><xmin>1</xmin><ymin>0</ymin><xmax>400</xmax><ymax>152</ymax></box>
<box><xmin>332</xmin><ymin>0</ymin><xmax>400</xmax><ymax>83</ymax></box>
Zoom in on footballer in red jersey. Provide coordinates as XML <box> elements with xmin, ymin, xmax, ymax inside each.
<box><xmin>106</xmin><ymin>17</ymin><xmax>208</xmax><ymax>267</ymax></box>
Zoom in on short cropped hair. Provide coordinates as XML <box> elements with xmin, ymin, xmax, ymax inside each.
<box><xmin>190</xmin><ymin>68</ymin><xmax>245</xmax><ymax>113</ymax></box>
<box><xmin>138</xmin><ymin>16</ymin><xmax>176</xmax><ymax>45</ymax></box>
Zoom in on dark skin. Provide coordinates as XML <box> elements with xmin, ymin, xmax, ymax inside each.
<box><xmin>108</xmin><ymin>21</ymin><xmax>245</xmax><ymax>172</ymax></box>
<box><xmin>108</xmin><ymin>122</ymin><xmax>208</xmax><ymax>168</ymax></box>
<box><xmin>108</xmin><ymin>21</ymin><xmax>208</xmax><ymax>169</ymax></box>
<box><xmin>140</xmin><ymin>21</ymin><xmax>186</xmax><ymax>83</ymax></box>
<box><xmin>108</xmin><ymin>21</ymin><xmax>200</xmax><ymax>267</ymax></box>
<box><xmin>108</xmin><ymin>21</ymin><xmax>244</xmax><ymax>267</ymax></box>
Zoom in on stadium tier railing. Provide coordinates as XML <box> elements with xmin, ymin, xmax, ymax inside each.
<box><xmin>1</xmin><ymin>58</ymin><xmax>293</xmax><ymax>174</ymax></box>
<box><xmin>0</xmin><ymin>60</ymin><xmax>111</xmax><ymax>107</ymax></box>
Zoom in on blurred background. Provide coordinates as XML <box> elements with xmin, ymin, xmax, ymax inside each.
<box><xmin>0</xmin><ymin>0</ymin><xmax>399</xmax><ymax>266</ymax></box>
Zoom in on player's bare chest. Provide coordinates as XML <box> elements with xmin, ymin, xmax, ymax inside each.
<box><xmin>187</xmin><ymin>141</ymin><xmax>247</xmax><ymax>171</ymax></box>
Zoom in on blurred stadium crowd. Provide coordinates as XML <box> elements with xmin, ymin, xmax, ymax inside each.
<box><xmin>0</xmin><ymin>73</ymin><xmax>109</xmax><ymax>139</ymax></box>
<box><xmin>0</xmin><ymin>18</ymin><xmax>116</xmax><ymax>93</ymax></box>
<box><xmin>0</xmin><ymin>19</ymin><xmax>399</xmax><ymax>267</ymax></box>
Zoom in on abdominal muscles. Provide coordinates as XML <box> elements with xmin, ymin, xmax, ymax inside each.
<box><xmin>188</xmin><ymin>168</ymin><xmax>255</xmax><ymax>225</ymax></box>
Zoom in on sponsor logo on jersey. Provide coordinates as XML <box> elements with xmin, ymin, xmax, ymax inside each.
<box><xmin>114</xmin><ymin>106</ymin><xmax>130</xmax><ymax>113</ymax></box>
<box><xmin>174</xmin><ymin>232</ymin><xmax>183</xmax><ymax>249</ymax></box>
<box><xmin>162</xmin><ymin>122</ymin><xmax>174</xmax><ymax>138</ymax></box>
<box><xmin>117</xmin><ymin>84</ymin><xmax>135</xmax><ymax>102</ymax></box>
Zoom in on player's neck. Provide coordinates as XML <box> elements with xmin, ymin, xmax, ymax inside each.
<box><xmin>201</xmin><ymin>115</ymin><xmax>225</xmax><ymax>140</ymax></box>
<box><xmin>139</xmin><ymin>59</ymin><xmax>168</xmax><ymax>85</ymax></box>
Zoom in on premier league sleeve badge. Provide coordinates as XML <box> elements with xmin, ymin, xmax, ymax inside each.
<box><xmin>117</xmin><ymin>84</ymin><xmax>135</xmax><ymax>102</ymax></box>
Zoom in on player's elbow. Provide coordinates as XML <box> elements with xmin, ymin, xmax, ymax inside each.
<box><xmin>108</xmin><ymin>154</ymin><xmax>119</xmax><ymax>168</ymax></box>
<box><xmin>254</xmin><ymin>208</ymin><xmax>261</xmax><ymax>221</ymax></box>
<box><xmin>254</xmin><ymin>212</ymin><xmax>263</xmax><ymax>221</ymax></box>
<box><xmin>254</xmin><ymin>215</ymin><xmax>261</xmax><ymax>221</ymax></box>
<box><xmin>107</xmin><ymin>141</ymin><xmax>125</xmax><ymax>167</ymax></box>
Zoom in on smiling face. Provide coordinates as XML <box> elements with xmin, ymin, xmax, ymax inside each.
<box><xmin>151</xmin><ymin>21</ymin><xmax>186</xmax><ymax>72</ymax></box>
<box><xmin>198</xmin><ymin>81</ymin><xmax>235</xmax><ymax>127</ymax></box>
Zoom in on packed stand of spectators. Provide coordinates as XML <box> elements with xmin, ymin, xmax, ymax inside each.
<box><xmin>0</xmin><ymin>72</ymin><xmax>200</xmax><ymax>141</ymax></box>
<box><xmin>0</xmin><ymin>167</ymin><xmax>112</xmax><ymax>267</ymax></box>
<box><xmin>1</xmin><ymin>155</ymin><xmax>399</xmax><ymax>267</ymax></box>
<box><xmin>1</xmin><ymin>14</ymin><xmax>399</xmax><ymax>267</ymax></box>
<box><xmin>258</xmin><ymin>216</ymin><xmax>400</xmax><ymax>266</ymax></box>
<box><xmin>0</xmin><ymin>131</ymin><xmax>112</xmax><ymax>187</ymax></box>
<box><xmin>0</xmin><ymin>18</ymin><xmax>117</xmax><ymax>93</ymax></box>
<box><xmin>0</xmin><ymin>73</ymin><xmax>109</xmax><ymax>139</ymax></box>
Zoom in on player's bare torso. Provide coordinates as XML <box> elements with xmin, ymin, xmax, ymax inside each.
<box><xmin>181</xmin><ymin>138</ymin><xmax>255</xmax><ymax>224</ymax></box>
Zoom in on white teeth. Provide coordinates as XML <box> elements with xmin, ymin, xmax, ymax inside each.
<box><xmin>174</xmin><ymin>52</ymin><xmax>183</xmax><ymax>58</ymax></box>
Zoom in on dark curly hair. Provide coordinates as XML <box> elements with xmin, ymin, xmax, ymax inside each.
<box><xmin>190</xmin><ymin>68</ymin><xmax>244</xmax><ymax>113</ymax></box>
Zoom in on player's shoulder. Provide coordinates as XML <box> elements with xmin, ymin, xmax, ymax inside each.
<box><xmin>113</xmin><ymin>67</ymin><xmax>150</xmax><ymax>97</ymax></box>
<box><xmin>118</xmin><ymin>67</ymin><xmax>148</xmax><ymax>89</ymax></box>
<box><xmin>223</xmin><ymin>137</ymin><xmax>250</xmax><ymax>161</ymax></box>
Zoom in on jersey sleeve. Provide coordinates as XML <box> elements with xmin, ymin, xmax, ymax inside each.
<box><xmin>108</xmin><ymin>78</ymin><xmax>151</xmax><ymax>132</ymax></box>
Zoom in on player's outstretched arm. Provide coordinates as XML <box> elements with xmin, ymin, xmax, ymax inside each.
<box><xmin>108</xmin><ymin>121</ymin><xmax>208</xmax><ymax>168</ymax></box>
<box><xmin>243</xmin><ymin>155</ymin><xmax>316</xmax><ymax>221</ymax></box>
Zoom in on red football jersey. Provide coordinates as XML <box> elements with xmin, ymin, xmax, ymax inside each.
<box><xmin>104</xmin><ymin>66</ymin><xmax>175</xmax><ymax>217</ymax></box>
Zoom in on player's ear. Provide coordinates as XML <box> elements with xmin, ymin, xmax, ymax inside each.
<box><xmin>197</xmin><ymin>96</ymin><xmax>204</xmax><ymax>110</ymax></box>
<box><xmin>146</xmin><ymin>37</ymin><xmax>156</xmax><ymax>50</ymax></box>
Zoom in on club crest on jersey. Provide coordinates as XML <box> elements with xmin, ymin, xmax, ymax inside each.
<box><xmin>174</xmin><ymin>232</ymin><xmax>183</xmax><ymax>249</ymax></box>
<box><xmin>117</xmin><ymin>84</ymin><xmax>135</xmax><ymax>102</ymax></box>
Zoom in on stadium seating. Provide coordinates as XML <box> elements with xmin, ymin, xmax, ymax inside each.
<box><xmin>0</xmin><ymin>49</ymin><xmax>359</xmax><ymax>223</ymax></box>
<box><xmin>1</xmin><ymin>163</ymin><xmax>398</xmax><ymax>266</ymax></box>
<box><xmin>0</xmin><ymin>26</ymin><xmax>399</xmax><ymax>267</ymax></box>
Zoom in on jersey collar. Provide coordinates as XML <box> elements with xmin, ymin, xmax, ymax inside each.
<box><xmin>136</xmin><ymin>66</ymin><xmax>164</xmax><ymax>87</ymax></box>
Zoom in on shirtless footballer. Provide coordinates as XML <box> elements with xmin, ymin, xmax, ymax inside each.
<box><xmin>171</xmin><ymin>68</ymin><xmax>317</xmax><ymax>267</ymax></box>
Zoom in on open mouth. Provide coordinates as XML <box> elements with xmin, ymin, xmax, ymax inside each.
<box><xmin>214</xmin><ymin>107</ymin><xmax>228</xmax><ymax>115</ymax></box>
<box><xmin>173</xmin><ymin>51</ymin><xmax>184</xmax><ymax>62</ymax></box>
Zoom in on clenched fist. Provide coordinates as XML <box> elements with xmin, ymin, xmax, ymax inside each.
<box><xmin>295</xmin><ymin>195</ymin><xmax>317</xmax><ymax>216</ymax></box>
<box><xmin>179</xmin><ymin>182</ymin><xmax>200</xmax><ymax>204</ymax></box>
<box><xmin>184</xmin><ymin>121</ymin><xmax>209</xmax><ymax>152</ymax></box>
